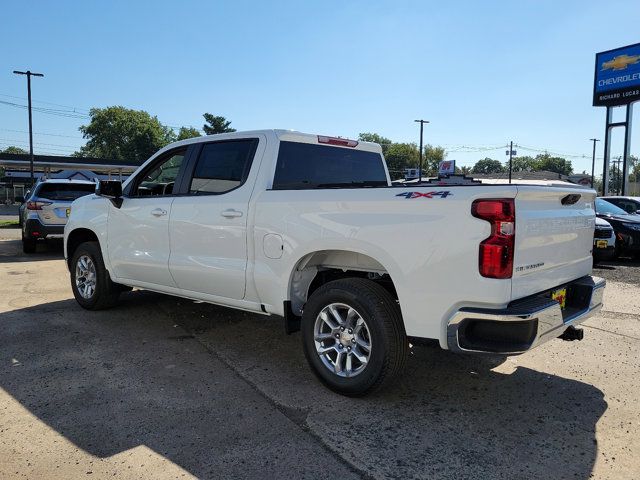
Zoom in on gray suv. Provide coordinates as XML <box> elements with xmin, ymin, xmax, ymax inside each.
<box><xmin>18</xmin><ymin>179</ymin><xmax>96</xmax><ymax>253</ymax></box>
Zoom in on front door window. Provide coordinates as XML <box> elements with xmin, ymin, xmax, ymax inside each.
<box><xmin>135</xmin><ymin>151</ymin><xmax>186</xmax><ymax>197</ymax></box>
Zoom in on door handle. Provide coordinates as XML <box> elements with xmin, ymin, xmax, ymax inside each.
<box><xmin>151</xmin><ymin>208</ymin><xmax>167</xmax><ymax>217</ymax></box>
<box><xmin>221</xmin><ymin>209</ymin><xmax>243</xmax><ymax>218</ymax></box>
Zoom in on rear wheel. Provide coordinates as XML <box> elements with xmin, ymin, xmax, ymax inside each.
<box><xmin>302</xmin><ymin>278</ymin><xmax>408</xmax><ymax>396</ymax></box>
<box><xmin>70</xmin><ymin>241</ymin><xmax>120</xmax><ymax>310</ymax></box>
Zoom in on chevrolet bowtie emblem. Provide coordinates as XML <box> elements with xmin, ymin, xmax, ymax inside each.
<box><xmin>601</xmin><ymin>54</ymin><xmax>640</xmax><ymax>71</ymax></box>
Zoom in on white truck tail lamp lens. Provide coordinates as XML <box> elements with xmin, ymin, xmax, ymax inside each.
<box><xmin>317</xmin><ymin>136</ymin><xmax>358</xmax><ymax>148</ymax></box>
<box><xmin>26</xmin><ymin>201</ymin><xmax>53</xmax><ymax>210</ymax></box>
<box><xmin>471</xmin><ymin>199</ymin><xmax>515</xmax><ymax>279</ymax></box>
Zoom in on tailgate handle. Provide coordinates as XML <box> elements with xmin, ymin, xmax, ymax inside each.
<box><xmin>561</xmin><ymin>194</ymin><xmax>581</xmax><ymax>205</ymax></box>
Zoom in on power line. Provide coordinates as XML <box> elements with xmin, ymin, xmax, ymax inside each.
<box><xmin>0</xmin><ymin>128</ymin><xmax>84</xmax><ymax>139</ymax></box>
<box><xmin>0</xmin><ymin>140</ymin><xmax>75</xmax><ymax>151</ymax></box>
<box><xmin>0</xmin><ymin>98</ymin><xmax>204</xmax><ymax>133</ymax></box>
<box><xmin>0</xmin><ymin>142</ymin><xmax>75</xmax><ymax>154</ymax></box>
<box><xmin>0</xmin><ymin>99</ymin><xmax>90</xmax><ymax>119</ymax></box>
<box><xmin>0</xmin><ymin>92</ymin><xmax>91</xmax><ymax>114</ymax></box>
<box><xmin>0</xmin><ymin>137</ymin><xmax>81</xmax><ymax>149</ymax></box>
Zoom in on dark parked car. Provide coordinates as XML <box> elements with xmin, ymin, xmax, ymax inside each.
<box><xmin>595</xmin><ymin>197</ymin><xmax>640</xmax><ymax>258</ymax></box>
<box><xmin>600</xmin><ymin>196</ymin><xmax>640</xmax><ymax>215</ymax></box>
<box><xmin>17</xmin><ymin>179</ymin><xmax>96</xmax><ymax>253</ymax></box>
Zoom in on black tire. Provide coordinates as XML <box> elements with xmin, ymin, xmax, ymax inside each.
<box><xmin>22</xmin><ymin>234</ymin><xmax>36</xmax><ymax>254</ymax></box>
<box><xmin>301</xmin><ymin>278</ymin><xmax>408</xmax><ymax>396</ymax></box>
<box><xmin>613</xmin><ymin>240</ymin><xmax>622</xmax><ymax>259</ymax></box>
<box><xmin>70</xmin><ymin>241</ymin><xmax>120</xmax><ymax>310</ymax></box>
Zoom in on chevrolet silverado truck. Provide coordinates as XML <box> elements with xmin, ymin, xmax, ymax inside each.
<box><xmin>64</xmin><ymin>130</ymin><xmax>605</xmax><ymax>396</ymax></box>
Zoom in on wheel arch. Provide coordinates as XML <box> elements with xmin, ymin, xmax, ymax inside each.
<box><xmin>286</xmin><ymin>248</ymin><xmax>403</xmax><ymax>319</ymax></box>
<box><xmin>66</xmin><ymin>228</ymin><xmax>100</xmax><ymax>270</ymax></box>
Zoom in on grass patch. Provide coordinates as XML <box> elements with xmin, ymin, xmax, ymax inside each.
<box><xmin>0</xmin><ymin>220</ymin><xmax>19</xmax><ymax>229</ymax></box>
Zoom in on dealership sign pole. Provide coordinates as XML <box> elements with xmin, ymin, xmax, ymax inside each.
<box><xmin>593</xmin><ymin>42</ymin><xmax>640</xmax><ymax>196</ymax></box>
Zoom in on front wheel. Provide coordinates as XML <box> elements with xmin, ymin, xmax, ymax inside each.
<box><xmin>301</xmin><ymin>278</ymin><xmax>408</xmax><ymax>396</ymax></box>
<box><xmin>70</xmin><ymin>241</ymin><xmax>120</xmax><ymax>310</ymax></box>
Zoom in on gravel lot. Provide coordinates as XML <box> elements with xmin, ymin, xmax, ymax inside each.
<box><xmin>594</xmin><ymin>257</ymin><xmax>640</xmax><ymax>285</ymax></box>
<box><xmin>0</xmin><ymin>233</ymin><xmax>639</xmax><ymax>479</ymax></box>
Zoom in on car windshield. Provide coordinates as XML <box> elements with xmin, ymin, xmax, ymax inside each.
<box><xmin>596</xmin><ymin>198</ymin><xmax>628</xmax><ymax>216</ymax></box>
<box><xmin>36</xmin><ymin>183</ymin><xmax>96</xmax><ymax>201</ymax></box>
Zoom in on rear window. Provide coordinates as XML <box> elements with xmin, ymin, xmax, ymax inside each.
<box><xmin>272</xmin><ymin>141</ymin><xmax>387</xmax><ymax>190</ymax></box>
<box><xmin>36</xmin><ymin>183</ymin><xmax>96</xmax><ymax>200</ymax></box>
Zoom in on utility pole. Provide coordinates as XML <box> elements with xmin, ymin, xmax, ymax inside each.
<box><xmin>506</xmin><ymin>141</ymin><xmax>516</xmax><ymax>184</ymax></box>
<box><xmin>612</xmin><ymin>156</ymin><xmax>622</xmax><ymax>195</ymax></box>
<box><xmin>414</xmin><ymin>119</ymin><xmax>429</xmax><ymax>182</ymax></box>
<box><xmin>13</xmin><ymin>69</ymin><xmax>44</xmax><ymax>187</ymax></box>
<box><xmin>589</xmin><ymin>138</ymin><xmax>600</xmax><ymax>190</ymax></box>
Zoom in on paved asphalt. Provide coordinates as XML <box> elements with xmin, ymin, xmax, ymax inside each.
<box><xmin>0</xmin><ymin>233</ymin><xmax>638</xmax><ymax>479</ymax></box>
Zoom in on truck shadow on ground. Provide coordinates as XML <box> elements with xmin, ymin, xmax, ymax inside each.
<box><xmin>0</xmin><ymin>291</ymin><xmax>607</xmax><ymax>479</ymax></box>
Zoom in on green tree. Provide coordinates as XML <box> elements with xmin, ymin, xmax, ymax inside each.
<box><xmin>202</xmin><ymin>113</ymin><xmax>236</xmax><ymax>135</ymax></box>
<box><xmin>471</xmin><ymin>157</ymin><xmax>505</xmax><ymax>174</ymax></box>
<box><xmin>384</xmin><ymin>142</ymin><xmax>419</xmax><ymax>180</ymax></box>
<box><xmin>358</xmin><ymin>132</ymin><xmax>392</xmax><ymax>155</ymax></box>
<box><xmin>176</xmin><ymin>126</ymin><xmax>202</xmax><ymax>141</ymax></box>
<box><xmin>506</xmin><ymin>153</ymin><xmax>573</xmax><ymax>175</ymax></box>
<box><xmin>507</xmin><ymin>155</ymin><xmax>537</xmax><ymax>172</ymax></box>
<box><xmin>0</xmin><ymin>147</ymin><xmax>28</xmax><ymax>178</ymax></box>
<box><xmin>609</xmin><ymin>165</ymin><xmax>623</xmax><ymax>194</ymax></box>
<box><xmin>593</xmin><ymin>176</ymin><xmax>603</xmax><ymax>195</ymax></box>
<box><xmin>535</xmin><ymin>153</ymin><xmax>573</xmax><ymax>175</ymax></box>
<box><xmin>459</xmin><ymin>165</ymin><xmax>472</xmax><ymax>175</ymax></box>
<box><xmin>0</xmin><ymin>146</ymin><xmax>29</xmax><ymax>179</ymax></box>
<box><xmin>628</xmin><ymin>155</ymin><xmax>639</xmax><ymax>183</ymax></box>
<box><xmin>1</xmin><ymin>146</ymin><xmax>28</xmax><ymax>154</ymax></box>
<box><xmin>76</xmin><ymin>106</ymin><xmax>174</xmax><ymax>162</ymax></box>
<box><xmin>422</xmin><ymin>144</ymin><xmax>446</xmax><ymax>175</ymax></box>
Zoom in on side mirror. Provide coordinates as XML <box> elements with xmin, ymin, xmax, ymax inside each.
<box><xmin>15</xmin><ymin>196</ymin><xmax>25</xmax><ymax>204</ymax></box>
<box><xmin>96</xmin><ymin>180</ymin><xmax>123</xmax><ymax>208</ymax></box>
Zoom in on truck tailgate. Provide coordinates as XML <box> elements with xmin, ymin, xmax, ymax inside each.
<box><xmin>512</xmin><ymin>186</ymin><xmax>595</xmax><ymax>300</ymax></box>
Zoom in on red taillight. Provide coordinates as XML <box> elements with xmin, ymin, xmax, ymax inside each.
<box><xmin>471</xmin><ymin>199</ymin><xmax>515</xmax><ymax>279</ymax></box>
<box><xmin>317</xmin><ymin>135</ymin><xmax>358</xmax><ymax>147</ymax></box>
<box><xmin>26</xmin><ymin>201</ymin><xmax>52</xmax><ymax>210</ymax></box>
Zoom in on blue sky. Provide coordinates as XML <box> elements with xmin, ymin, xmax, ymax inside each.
<box><xmin>1</xmin><ymin>0</ymin><xmax>638</xmax><ymax>173</ymax></box>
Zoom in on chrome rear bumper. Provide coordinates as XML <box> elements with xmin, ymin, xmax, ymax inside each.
<box><xmin>447</xmin><ymin>275</ymin><xmax>605</xmax><ymax>354</ymax></box>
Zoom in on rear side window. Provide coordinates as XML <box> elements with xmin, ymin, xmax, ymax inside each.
<box><xmin>272</xmin><ymin>141</ymin><xmax>387</xmax><ymax>190</ymax></box>
<box><xmin>619</xmin><ymin>199</ymin><xmax>640</xmax><ymax>213</ymax></box>
<box><xmin>36</xmin><ymin>183</ymin><xmax>96</xmax><ymax>200</ymax></box>
<box><xmin>189</xmin><ymin>139</ymin><xmax>258</xmax><ymax>194</ymax></box>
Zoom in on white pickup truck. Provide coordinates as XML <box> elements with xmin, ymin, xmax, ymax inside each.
<box><xmin>64</xmin><ymin>130</ymin><xmax>605</xmax><ymax>395</ymax></box>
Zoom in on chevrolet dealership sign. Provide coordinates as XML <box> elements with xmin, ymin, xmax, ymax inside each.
<box><xmin>593</xmin><ymin>42</ymin><xmax>640</xmax><ymax>106</ymax></box>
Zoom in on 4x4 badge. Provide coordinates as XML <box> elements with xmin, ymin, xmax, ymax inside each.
<box><xmin>395</xmin><ymin>191</ymin><xmax>453</xmax><ymax>199</ymax></box>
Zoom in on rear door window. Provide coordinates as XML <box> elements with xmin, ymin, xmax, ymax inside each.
<box><xmin>188</xmin><ymin>139</ymin><xmax>258</xmax><ymax>195</ymax></box>
<box><xmin>272</xmin><ymin>141</ymin><xmax>387</xmax><ymax>190</ymax></box>
<box><xmin>37</xmin><ymin>183</ymin><xmax>96</xmax><ymax>201</ymax></box>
